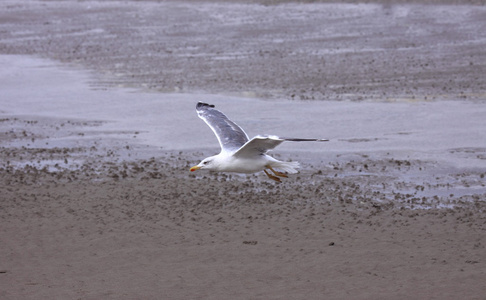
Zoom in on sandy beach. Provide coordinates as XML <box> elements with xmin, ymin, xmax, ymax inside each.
<box><xmin>1</xmin><ymin>1</ymin><xmax>485</xmax><ymax>299</ymax></box>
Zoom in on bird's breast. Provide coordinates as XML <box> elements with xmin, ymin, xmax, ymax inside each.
<box><xmin>218</xmin><ymin>156</ymin><xmax>268</xmax><ymax>174</ymax></box>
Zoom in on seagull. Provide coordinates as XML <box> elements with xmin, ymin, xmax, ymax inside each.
<box><xmin>190</xmin><ymin>102</ymin><xmax>328</xmax><ymax>182</ymax></box>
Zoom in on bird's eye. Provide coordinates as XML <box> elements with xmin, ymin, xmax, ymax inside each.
<box><xmin>203</xmin><ymin>161</ymin><xmax>209</xmax><ymax>165</ymax></box>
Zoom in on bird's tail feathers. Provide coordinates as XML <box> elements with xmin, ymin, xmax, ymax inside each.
<box><xmin>274</xmin><ymin>161</ymin><xmax>300</xmax><ymax>174</ymax></box>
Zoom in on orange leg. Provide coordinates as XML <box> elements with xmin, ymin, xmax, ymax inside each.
<box><xmin>266</xmin><ymin>165</ymin><xmax>288</xmax><ymax>178</ymax></box>
<box><xmin>264</xmin><ymin>169</ymin><xmax>281</xmax><ymax>182</ymax></box>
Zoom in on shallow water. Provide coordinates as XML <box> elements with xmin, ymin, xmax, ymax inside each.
<box><xmin>2</xmin><ymin>55</ymin><xmax>485</xmax><ymax>165</ymax></box>
<box><xmin>1</xmin><ymin>54</ymin><xmax>485</xmax><ymax>209</ymax></box>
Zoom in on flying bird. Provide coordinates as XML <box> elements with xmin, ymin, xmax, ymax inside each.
<box><xmin>190</xmin><ymin>102</ymin><xmax>328</xmax><ymax>182</ymax></box>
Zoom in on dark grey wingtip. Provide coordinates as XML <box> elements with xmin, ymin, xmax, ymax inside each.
<box><xmin>197</xmin><ymin>102</ymin><xmax>215</xmax><ymax>109</ymax></box>
<box><xmin>282</xmin><ymin>138</ymin><xmax>329</xmax><ymax>142</ymax></box>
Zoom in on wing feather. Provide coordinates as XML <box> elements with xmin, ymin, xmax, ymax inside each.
<box><xmin>232</xmin><ymin>136</ymin><xmax>284</xmax><ymax>158</ymax></box>
<box><xmin>196</xmin><ymin>102</ymin><xmax>249</xmax><ymax>153</ymax></box>
<box><xmin>233</xmin><ymin>136</ymin><xmax>329</xmax><ymax>158</ymax></box>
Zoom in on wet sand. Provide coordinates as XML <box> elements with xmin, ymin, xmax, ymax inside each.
<box><xmin>1</xmin><ymin>0</ymin><xmax>485</xmax><ymax>101</ymax></box>
<box><xmin>1</xmin><ymin>1</ymin><xmax>486</xmax><ymax>299</ymax></box>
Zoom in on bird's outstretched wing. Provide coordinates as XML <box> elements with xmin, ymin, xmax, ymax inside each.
<box><xmin>196</xmin><ymin>102</ymin><xmax>249</xmax><ymax>153</ymax></box>
<box><xmin>233</xmin><ymin>135</ymin><xmax>328</xmax><ymax>158</ymax></box>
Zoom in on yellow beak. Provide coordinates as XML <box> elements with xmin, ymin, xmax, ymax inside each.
<box><xmin>190</xmin><ymin>165</ymin><xmax>201</xmax><ymax>172</ymax></box>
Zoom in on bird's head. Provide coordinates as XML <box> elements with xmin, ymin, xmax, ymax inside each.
<box><xmin>190</xmin><ymin>156</ymin><xmax>218</xmax><ymax>172</ymax></box>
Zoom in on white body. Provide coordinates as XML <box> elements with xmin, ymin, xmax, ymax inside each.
<box><xmin>203</xmin><ymin>152</ymin><xmax>299</xmax><ymax>174</ymax></box>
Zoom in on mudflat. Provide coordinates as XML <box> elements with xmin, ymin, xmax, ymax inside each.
<box><xmin>1</xmin><ymin>1</ymin><xmax>485</xmax><ymax>299</ymax></box>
